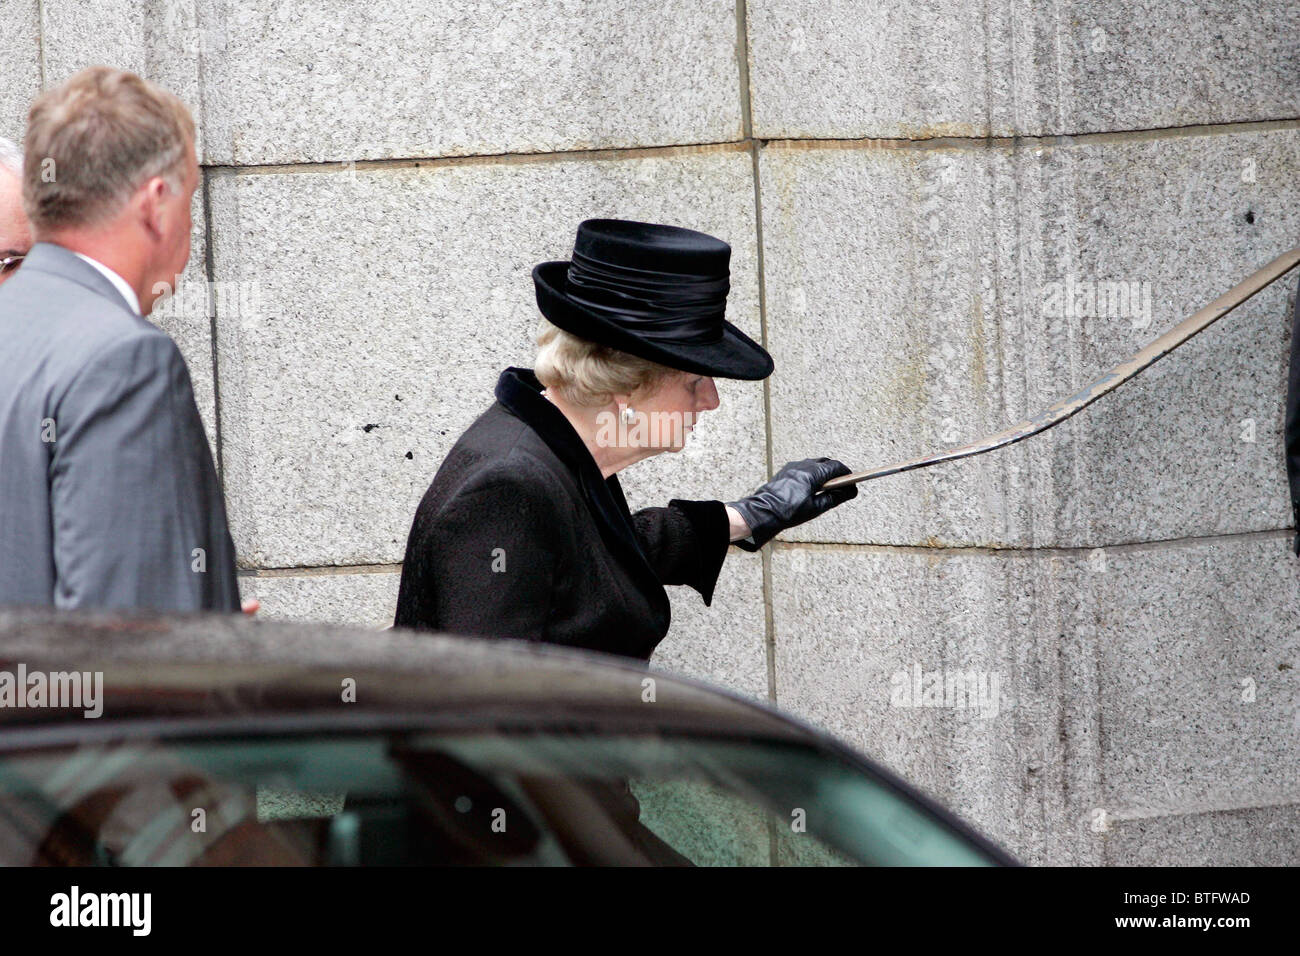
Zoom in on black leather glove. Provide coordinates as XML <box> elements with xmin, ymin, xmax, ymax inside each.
<box><xmin>727</xmin><ymin>457</ymin><xmax>858</xmax><ymax>552</ymax></box>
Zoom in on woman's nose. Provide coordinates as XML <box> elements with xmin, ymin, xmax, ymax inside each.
<box><xmin>698</xmin><ymin>377</ymin><xmax>720</xmax><ymax>412</ymax></box>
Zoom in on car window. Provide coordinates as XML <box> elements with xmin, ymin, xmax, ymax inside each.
<box><xmin>0</xmin><ymin>731</ymin><xmax>996</xmax><ymax>866</ymax></box>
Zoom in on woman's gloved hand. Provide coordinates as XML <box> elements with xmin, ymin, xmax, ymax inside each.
<box><xmin>726</xmin><ymin>457</ymin><xmax>858</xmax><ymax>552</ymax></box>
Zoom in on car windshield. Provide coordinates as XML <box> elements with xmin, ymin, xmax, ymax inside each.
<box><xmin>0</xmin><ymin>730</ymin><xmax>996</xmax><ymax>866</ymax></box>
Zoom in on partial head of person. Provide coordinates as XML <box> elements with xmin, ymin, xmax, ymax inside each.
<box><xmin>532</xmin><ymin>219</ymin><xmax>774</xmax><ymax>461</ymax></box>
<box><xmin>22</xmin><ymin>66</ymin><xmax>198</xmax><ymax>315</ymax></box>
<box><xmin>0</xmin><ymin>137</ymin><xmax>31</xmax><ymax>285</ymax></box>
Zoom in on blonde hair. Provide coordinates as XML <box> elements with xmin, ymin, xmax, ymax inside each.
<box><xmin>23</xmin><ymin>66</ymin><xmax>195</xmax><ymax>232</ymax></box>
<box><xmin>534</xmin><ymin>317</ymin><xmax>679</xmax><ymax>407</ymax></box>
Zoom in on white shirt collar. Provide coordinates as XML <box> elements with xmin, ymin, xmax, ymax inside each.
<box><xmin>73</xmin><ymin>252</ymin><xmax>141</xmax><ymax>316</ymax></box>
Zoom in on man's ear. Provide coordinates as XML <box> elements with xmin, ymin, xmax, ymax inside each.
<box><xmin>138</xmin><ymin>176</ymin><xmax>170</xmax><ymax>240</ymax></box>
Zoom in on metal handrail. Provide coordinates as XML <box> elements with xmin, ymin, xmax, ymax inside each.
<box><xmin>823</xmin><ymin>248</ymin><xmax>1300</xmax><ymax>489</ymax></box>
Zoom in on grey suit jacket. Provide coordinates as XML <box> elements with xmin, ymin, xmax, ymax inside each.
<box><xmin>0</xmin><ymin>242</ymin><xmax>240</xmax><ymax>612</ymax></box>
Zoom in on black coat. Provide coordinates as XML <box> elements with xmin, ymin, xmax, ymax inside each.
<box><xmin>394</xmin><ymin>367</ymin><xmax>731</xmax><ymax>660</ymax></box>
<box><xmin>1287</xmin><ymin>272</ymin><xmax>1300</xmax><ymax>554</ymax></box>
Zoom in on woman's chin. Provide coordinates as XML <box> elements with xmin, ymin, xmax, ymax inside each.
<box><xmin>643</xmin><ymin>440</ymin><xmax>688</xmax><ymax>455</ymax></box>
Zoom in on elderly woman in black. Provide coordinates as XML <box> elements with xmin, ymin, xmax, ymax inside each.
<box><xmin>394</xmin><ymin>218</ymin><xmax>856</xmax><ymax>659</ymax></box>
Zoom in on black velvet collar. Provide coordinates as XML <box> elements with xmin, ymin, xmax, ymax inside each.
<box><xmin>495</xmin><ymin>367</ymin><xmax>609</xmax><ymax>494</ymax></box>
<box><xmin>493</xmin><ymin>368</ymin><xmax>669</xmax><ymax>626</ymax></box>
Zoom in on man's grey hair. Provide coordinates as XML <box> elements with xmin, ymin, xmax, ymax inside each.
<box><xmin>0</xmin><ymin>137</ymin><xmax>21</xmax><ymax>178</ymax></box>
<box><xmin>24</xmin><ymin>67</ymin><xmax>194</xmax><ymax>232</ymax></box>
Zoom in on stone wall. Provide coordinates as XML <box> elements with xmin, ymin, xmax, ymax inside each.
<box><xmin>2</xmin><ymin>0</ymin><xmax>1297</xmax><ymax>864</ymax></box>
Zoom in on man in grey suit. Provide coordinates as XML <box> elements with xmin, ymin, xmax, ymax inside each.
<box><xmin>0</xmin><ymin>67</ymin><xmax>241</xmax><ymax>613</ymax></box>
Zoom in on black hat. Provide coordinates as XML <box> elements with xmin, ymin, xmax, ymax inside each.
<box><xmin>532</xmin><ymin>219</ymin><xmax>774</xmax><ymax>381</ymax></box>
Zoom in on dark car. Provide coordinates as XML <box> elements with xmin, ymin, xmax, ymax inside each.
<box><xmin>0</xmin><ymin>610</ymin><xmax>1017</xmax><ymax>866</ymax></box>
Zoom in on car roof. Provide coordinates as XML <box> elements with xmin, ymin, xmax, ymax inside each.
<box><xmin>0</xmin><ymin>609</ymin><xmax>1023</xmax><ymax>864</ymax></box>
<box><xmin>0</xmin><ymin>609</ymin><xmax>807</xmax><ymax>741</ymax></box>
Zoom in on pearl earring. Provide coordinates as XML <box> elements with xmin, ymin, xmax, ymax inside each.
<box><xmin>620</xmin><ymin>405</ymin><xmax>636</xmax><ymax>425</ymax></box>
